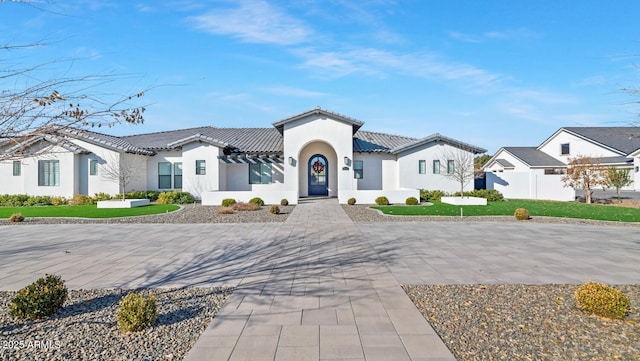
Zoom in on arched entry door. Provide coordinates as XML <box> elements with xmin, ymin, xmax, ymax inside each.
<box><xmin>308</xmin><ymin>154</ymin><xmax>328</xmax><ymax>196</ymax></box>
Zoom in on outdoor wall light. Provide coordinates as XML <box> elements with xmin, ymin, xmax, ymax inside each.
<box><xmin>289</xmin><ymin>156</ymin><xmax>294</xmax><ymax>166</ymax></box>
<box><xmin>344</xmin><ymin>156</ymin><xmax>350</xmax><ymax>166</ymax></box>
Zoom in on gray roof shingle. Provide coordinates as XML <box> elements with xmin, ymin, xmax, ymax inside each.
<box><xmin>353</xmin><ymin>130</ymin><xmax>416</xmax><ymax>152</ymax></box>
<box><xmin>495</xmin><ymin>159</ymin><xmax>515</xmax><ymax>168</ymax></box>
<box><xmin>560</xmin><ymin>127</ymin><xmax>640</xmax><ymax>155</ymax></box>
<box><xmin>503</xmin><ymin>147</ymin><xmax>566</xmax><ymax>167</ymax></box>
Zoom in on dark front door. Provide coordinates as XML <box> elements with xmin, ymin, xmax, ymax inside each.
<box><xmin>308</xmin><ymin>154</ymin><xmax>328</xmax><ymax>196</ymax></box>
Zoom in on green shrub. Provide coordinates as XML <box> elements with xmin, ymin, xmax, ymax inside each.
<box><xmin>9</xmin><ymin>213</ymin><xmax>25</xmax><ymax>222</ymax></box>
<box><xmin>574</xmin><ymin>281</ymin><xmax>630</xmax><ymax>320</ymax></box>
<box><xmin>452</xmin><ymin>189</ymin><xmax>505</xmax><ymax>202</ymax></box>
<box><xmin>50</xmin><ymin>196</ymin><xmax>68</xmax><ymax>206</ymax></box>
<box><xmin>514</xmin><ymin>208</ymin><xmax>530</xmax><ymax>220</ymax></box>
<box><xmin>157</xmin><ymin>191</ymin><xmax>195</xmax><ymax>204</ymax></box>
<box><xmin>280</xmin><ymin>198</ymin><xmax>289</xmax><ymax>206</ymax></box>
<box><xmin>375</xmin><ymin>196</ymin><xmax>389</xmax><ymax>206</ymax></box>
<box><xmin>221</xmin><ymin>198</ymin><xmax>236</xmax><ymax>207</ymax></box>
<box><xmin>405</xmin><ymin>197</ymin><xmax>419</xmax><ymax>205</ymax></box>
<box><xmin>269</xmin><ymin>205</ymin><xmax>280</xmax><ymax>214</ymax></box>
<box><xmin>347</xmin><ymin>197</ymin><xmax>356</xmax><ymax>205</ymax></box>
<box><xmin>125</xmin><ymin>190</ymin><xmax>160</xmax><ymax>201</ymax></box>
<box><xmin>93</xmin><ymin>192</ymin><xmax>113</xmax><ymax>202</ymax></box>
<box><xmin>0</xmin><ymin>194</ymin><xmax>30</xmax><ymax>207</ymax></box>
<box><xmin>117</xmin><ymin>293</ymin><xmax>158</xmax><ymax>332</ymax></box>
<box><xmin>69</xmin><ymin>194</ymin><xmax>94</xmax><ymax>205</ymax></box>
<box><xmin>419</xmin><ymin>189</ymin><xmax>445</xmax><ymax>201</ymax></box>
<box><xmin>25</xmin><ymin>195</ymin><xmax>52</xmax><ymax>206</ymax></box>
<box><xmin>249</xmin><ymin>197</ymin><xmax>264</xmax><ymax>207</ymax></box>
<box><xmin>9</xmin><ymin>274</ymin><xmax>68</xmax><ymax>320</ymax></box>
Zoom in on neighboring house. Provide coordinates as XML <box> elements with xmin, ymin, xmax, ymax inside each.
<box><xmin>1</xmin><ymin>107</ymin><xmax>486</xmax><ymax>204</ymax></box>
<box><xmin>485</xmin><ymin>127</ymin><xmax>640</xmax><ymax>201</ymax></box>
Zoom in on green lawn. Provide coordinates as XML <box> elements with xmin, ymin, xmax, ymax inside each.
<box><xmin>372</xmin><ymin>199</ymin><xmax>640</xmax><ymax>222</ymax></box>
<box><xmin>0</xmin><ymin>204</ymin><xmax>180</xmax><ymax>219</ymax></box>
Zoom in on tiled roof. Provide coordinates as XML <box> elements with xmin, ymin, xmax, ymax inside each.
<box><xmin>353</xmin><ymin>130</ymin><xmax>416</xmax><ymax>152</ymax></box>
<box><xmin>391</xmin><ymin>133</ymin><xmax>487</xmax><ymax>154</ymax></box>
<box><xmin>61</xmin><ymin>128</ymin><xmax>154</xmax><ymax>155</ymax></box>
<box><xmin>123</xmin><ymin>127</ymin><xmax>283</xmax><ymax>154</ymax></box>
<box><xmin>560</xmin><ymin>127</ymin><xmax>640</xmax><ymax>155</ymax></box>
<box><xmin>503</xmin><ymin>147</ymin><xmax>566</xmax><ymax>167</ymax></box>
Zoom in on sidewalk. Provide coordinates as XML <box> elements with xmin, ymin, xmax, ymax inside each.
<box><xmin>184</xmin><ymin>198</ymin><xmax>455</xmax><ymax>361</ymax></box>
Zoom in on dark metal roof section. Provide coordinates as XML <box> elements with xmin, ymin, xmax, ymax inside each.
<box><xmin>3</xmin><ymin>134</ymin><xmax>91</xmax><ymax>156</ymax></box>
<box><xmin>123</xmin><ymin>127</ymin><xmax>283</xmax><ymax>154</ymax></box>
<box><xmin>495</xmin><ymin>159</ymin><xmax>515</xmax><ymax>168</ymax></box>
<box><xmin>503</xmin><ymin>147</ymin><xmax>566</xmax><ymax>167</ymax></box>
<box><xmin>272</xmin><ymin>107</ymin><xmax>364</xmax><ymax>135</ymax></box>
<box><xmin>353</xmin><ymin>130</ymin><xmax>416</xmax><ymax>152</ymax></box>
<box><xmin>553</xmin><ymin>127</ymin><xmax>640</xmax><ymax>155</ymax></box>
<box><xmin>391</xmin><ymin>133</ymin><xmax>487</xmax><ymax>155</ymax></box>
<box><xmin>61</xmin><ymin>128</ymin><xmax>155</xmax><ymax>155</ymax></box>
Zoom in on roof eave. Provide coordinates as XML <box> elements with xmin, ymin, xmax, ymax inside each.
<box><xmin>272</xmin><ymin>107</ymin><xmax>364</xmax><ymax>135</ymax></box>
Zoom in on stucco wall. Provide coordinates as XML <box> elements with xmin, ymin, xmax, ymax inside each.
<box><xmin>353</xmin><ymin>152</ymin><xmax>398</xmax><ymax>190</ymax></box>
<box><xmin>486</xmin><ymin>170</ymin><xmax>575</xmax><ymax>201</ymax></box>
<box><xmin>282</xmin><ymin>115</ymin><xmax>354</xmax><ymax>198</ymax></box>
<box><xmin>181</xmin><ymin>143</ymin><xmax>221</xmax><ymax>199</ymax></box>
<box><xmin>397</xmin><ymin>142</ymin><xmax>475</xmax><ymax>193</ymax></box>
<box><xmin>539</xmin><ymin>131</ymin><xmax>621</xmax><ymax>163</ymax></box>
<box><xmin>223</xmin><ymin>162</ymin><xmax>285</xmax><ymax>192</ymax></box>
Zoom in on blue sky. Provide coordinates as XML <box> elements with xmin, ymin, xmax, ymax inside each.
<box><xmin>4</xmin><ymin>0</ymin><xmax>640</xmax><ymax>153</ymax></box>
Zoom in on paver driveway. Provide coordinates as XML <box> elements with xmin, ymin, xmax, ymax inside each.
<box><xmin>1</xmin><ymin>199</ymin><xmax>638</xmax><ymax>361</ymax></box>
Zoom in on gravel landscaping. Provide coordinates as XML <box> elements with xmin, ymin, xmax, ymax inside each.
<box><xmin>403</xmin><ymin>284</ymin><xmax>640</xmax><ymax>360</ymax></box>
<box><xmin>0</xmin><ymin>203</ymin><xmax>294</xmax><ymax>224</ymax></box>
<box><xmin>0</xmin><ymin>287</ymin><xmax>233</xmax><ymax>361</ymax></box>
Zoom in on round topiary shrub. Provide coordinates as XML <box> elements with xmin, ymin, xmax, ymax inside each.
<box><xmin>221</xmin><ymin>198</ymin><xmax>236</xmax><ymax>207</ymax></box>
<box><xmin>270</xmin><ymin>205</ymin><xmax>280</xmax><ymax>214</ymax></box>
<box><xmin>117</xmin><ymin>293</ymin><xmax>158</xmax><ymax>332</ymax></box>
<box><xmin>574</xmin><ymin>281</ymin><xmax>630</xmax><ymax>320</ymax></box>
<box><xmin>375</xmin><ymin>196</ymin><xmax>389</xmax><ymax>206</ymax></box>
<box><xmin>9</xmin><ymin>213</ymin><xmax>25</xmax><ymax>222</ymax></box>
<box><xmin>514</xmin><ymin>208</ymin><xmax>530</xmax><ymax>220</ymax></box>
<box><xmin>405</xmin><ymin>197</ymin><xmax>419</xmax><ymax>205</ymax></box>
<box><xmin>249</xmin><ymin>197</ymin><xmax>264</xmax><ymax>207</ymax></box>
<box><xmin>280</xmin><ymin>198</ymin><xmax>289</xmax><ymax>206</ymax></box>
<box><xmin>347</xmin><ymin>197</ymin><xmax>356</xmax><ymax>205</ymax></box>
<box><xmin>9</xmin><ymin>274</ymin><xmax>68</xmax><ymax>320</ymax></box>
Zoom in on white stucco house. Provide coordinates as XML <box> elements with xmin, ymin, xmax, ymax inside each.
<box><xmin>485</xmin><ymin>127</ymin><xmax>640</xmax><ymax>201</ymax></box>
<box><xmin>1</xmin><ymin>107</ymin><xmax>486</xmax><ymax>204</ymax></box>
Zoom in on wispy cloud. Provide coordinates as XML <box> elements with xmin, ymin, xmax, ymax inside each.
<box><xmin>188</xmin><ymin>0</ymin><xmax>311</xmax><ymax>45</ymax></box>
<box><xmin>260</xmin><ymin>85</ymin><xmax>328</xmax><ymax>97</ymax></box>
<box><xmin>295</xmin><ymin>47</ymin><xmax>503</xmax><ymax>89</ymax></box>
<box><xmin>449</xmin><ymin>28</ymin><xmax>537</xmax><ymax>43</ymax></box>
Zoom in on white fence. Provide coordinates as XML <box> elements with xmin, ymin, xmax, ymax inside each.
<box><xmin>486</xmin><ymin>172</ymin><xmax>575</xmax><ymax>201</ymax></box>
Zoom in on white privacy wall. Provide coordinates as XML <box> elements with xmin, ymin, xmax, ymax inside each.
<box><xmin>486</xmin><ymin>171</ymin><xmax>575</xmax><ymax>201</ymax></box>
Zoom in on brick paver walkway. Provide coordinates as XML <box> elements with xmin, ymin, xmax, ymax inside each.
<box><xmin>184</xmin><ymin>198</ymin><xmax>454</xmax><ymax>360</ymax></box>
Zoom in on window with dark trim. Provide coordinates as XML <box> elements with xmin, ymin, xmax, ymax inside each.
<box><xmin>174</xmin><ymin>162</ymin><xmax>183</xmax><ymax>189</ymax></box>
<box><xmin>354</xmin><ymin>160</ymin><xmax>363</xmax><ymax>179</ymax></box>
<box><xmin>196</xmin><ymin>160</ymin><xmax>206</xmax><ymax>175</ymax></box>
<box><xmin>432</xmin><ymin>160</ymin><xmax>440</xmax><ymax>174</ymax></box>
<box><xmin>38</xmin><ymin>160</ymin><xmax>59</xmax><ymax>186</ymax></box>
<box><xmin>249</xmin><ymin>163</ymin><xmax>272</xmax><ymax>184</ymax></box>
<box><xmin>158</xmin><ymin>162</ymin><xmax>172</xmax><ymax>189</ymax></box>
<box><xmin>447</xmin><ymin>160</ymin><xmax>455</xmax><ymax>174</ymax></box>
<box><xmin>418</xmin><ymin>160</ymin><xmax>426</xmax><ymax>174</ymax></box>
<box><xmin>89</xmin><ymin>160</ymin><xmax>98</xmax><ymax>176</ymax></box>
<box><xmin>561</xmin><ymin>143</ymin><xmax>570</xmax><ymax>155</ymax></box>
<box><xmin>12</xmin><ymin>161</ymin><xmax>21</xmax><ymax>176</ymax></box>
